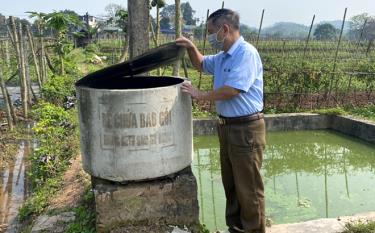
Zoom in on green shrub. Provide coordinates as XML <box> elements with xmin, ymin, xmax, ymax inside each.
<box><xmin>41</xmin><ymin>75</ymin><xmax>76</xmax><ymax>106</ymax></box>
<box><xmin>19</xmin><ymin>102</ymin><xmax>79</xmax><ymax>220</ymax></box>
<box><xmin>313</xmin><ymin>107</ymin><xmax>346</xmax><ymax>116</ymax></box>
<box><xmin>65</xmin><ymin>187</ymin><xmax>96</xmax><ymax>233</ymax></box>
<box><xmin>342</xmin><ymin>221</ymin><xmax>375</xmax><ymax>233</ymax></box>
<box><xmin>30</xmin><ymin>102</ymin><xmax>77</xmax><ymax>186</ymax></box>
<box><xmin>85</xmin><ymin>43</ymin><xmax>99</xmax><ymax>54</ymax></box>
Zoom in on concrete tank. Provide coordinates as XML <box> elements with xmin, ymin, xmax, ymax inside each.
<box><xmin>76</xmin><ymin>76</ymin><xmax>192</xmax><ymax>182</ymax></box>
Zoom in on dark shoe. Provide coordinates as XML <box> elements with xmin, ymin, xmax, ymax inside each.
<box><xmin>228</xmin><ymin>226</ymin><xmax>245</xmax><ymax>233</ymax></box>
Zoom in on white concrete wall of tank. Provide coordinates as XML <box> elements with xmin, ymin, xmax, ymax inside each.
<box><xmin>76</xmin><ymin>82</ymin><xmax>193</xmax><ymax>182</ymax></box>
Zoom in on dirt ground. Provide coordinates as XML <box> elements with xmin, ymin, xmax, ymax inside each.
<box><xmin>47</xmin><ymin>155</ymin><xmax>90</xmax><ymax>211</ymax></box>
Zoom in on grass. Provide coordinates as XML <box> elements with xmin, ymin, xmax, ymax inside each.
<box><xmin>65</xmin><ymin>186</ymin><xmax>96</xmax><ymax>233</ymax></box>
<box><xmin>342</xmin><ymin>221</ymin><xmax>375</xmax><ymax>233</ymax></box>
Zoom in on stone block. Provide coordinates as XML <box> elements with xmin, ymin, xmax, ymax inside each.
<box><xmin>92</xmin><ymin>167</ymin><xmax>199</xmax><ymax>233</ymax></box>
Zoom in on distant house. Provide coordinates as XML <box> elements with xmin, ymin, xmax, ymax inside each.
<box><xmin>160</xmin><ymin>25</ymin><xmax>196</xmax><ymax>35</ymax></box>
<box><xmin>79</xmin><ymin>13</ymin><xmax>97</xmax><ymax>28</ymax></box>
<box><xmin>0</xmin><ymin>15</ymin><xmax>6</xmax><ymax>25</ymax></box>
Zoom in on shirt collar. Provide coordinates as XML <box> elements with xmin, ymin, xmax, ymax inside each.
<box><xmin>225</xmin><ymin>36</ymin><xmax>244</xmax><ymax>56</ymax></box>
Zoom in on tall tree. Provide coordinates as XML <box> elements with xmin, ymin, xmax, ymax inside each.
<box><xmin>160</xmin><ymin>3</ymin><xmax>196</xmax><ymax>28</ymax></box>
<box><xmin>28</xmin><ymin>11</ymin><xmax>48</xmax><ymax>83</ymax></box>
<box><xmin>181</xmin><ymin>2</ymin><xmax>196</xmax><ymax>25</ymax></box>
<box><xmin>43</xmin><ymin>11</ymin><xmax>82</xmax><ymax>74</ymax></box>
<box><xmin>105</xmin><ymin>3</ymin><xmax>126</xmax><ymax>21</ymax></box>
<box><xmin>313</xmin><ymin>23</ymin><xmax>338</xmax><ymax>40</ymax></box>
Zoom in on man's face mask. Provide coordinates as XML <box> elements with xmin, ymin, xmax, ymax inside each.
<box><xmin>208</xmin><ymin>26</ymin><xmax>226</xmax><ymax>50</ymax></box>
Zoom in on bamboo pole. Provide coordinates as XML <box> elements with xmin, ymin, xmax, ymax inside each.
<box><xmin>197</xmin><ymin>9</ymin><xmax>209</xmax><ymax>90</ymax></box>
<box><xmin>18</xmin><ymin>21</ymin><xmax>29</xmax><ymax>117</ymax></box>
<box><xmin>26</xmin><ymin>25</ymin><xmax>42</xmax><ymax>90</ymax></box>
<box><xmin>8</xmin><ymin>17</ymin><xmax>28</xmax><ymax>118</ymax></box>
<box><xmin>301</xmin><ymin>15</ymin><xmax>315</xmax><ymax>103</ymax></box>
<box><xmin>4</xmin><ymin>40</ymin><xmax>10</xmax><ymax>67</ymax></box>
<box><xmin>39</xmin><ymin>25</ymin><xmax>47</xmax><ymax>84</ymax></box>
<box><xmin>0</xmin><ymin>67</ymin><xmax>14</xmax><ymax>130</ymax></box>
<box><xmin>328</xmin><ymin>8</ymin><xmax>347</xmax><ymax>101</ymax></box>
<box><xmin>156</xmin><ymin>4</ymin><xmax>161</xmax><ymax>75</ymax></box>
<box><xmin>302</xmin><ymin>15</ymin><xmax>315</xmax><ymax>59</ymax></box>
<box><xmin>5</xmin><ymin>85</ymin><xmax>17</xmax><ymax>125</ymax></box>
<box><xmin>23</xmin><ymin>34</ymin><xmax>37</xmax><ymax>103</ymax></box>
<box><xmin>256</xmin><ymin>9</ymin><xmax>265</xmax><ymax>47</ymax></box>
<box><xmin>172</xmin><ymin>0</ymin><xmax>182</xmax><ymax>76</ymax></box>
<box><xmin>356</xmin><ymin>18</ymin><xmax>368</xmax><ymax>50</ymax></box>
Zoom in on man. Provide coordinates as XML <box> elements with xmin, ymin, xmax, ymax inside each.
<box><xmin>176</xmin><ymin>8</ymin><xmax>266</xmax><ymax>233</ymax></box>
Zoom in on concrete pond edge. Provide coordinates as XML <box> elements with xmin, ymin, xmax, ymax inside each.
<box><xmin>193</xmin><ymin>113</ymin><xmax>375</xmax><ymax>144</ymax></box>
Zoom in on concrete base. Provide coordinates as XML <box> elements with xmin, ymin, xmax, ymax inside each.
<box><xmin>92</xmin><ymin>167</ymin><xmax>199</xmax><ymax>233</ymax></box>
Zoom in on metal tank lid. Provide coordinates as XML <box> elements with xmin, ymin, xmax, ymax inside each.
<box><xmin>76</xmin><ymin>42</ymin><xmax>185</xmax><ymax>87</ymax></box>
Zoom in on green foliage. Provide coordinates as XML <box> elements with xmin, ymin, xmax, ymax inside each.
<box><xmin>192</xmin><ymin>104</ymin><xmax>214</xmax><ymax>118</ymax></box>
<box><xmin>18</xmin><ymin>177</ymin><xmax>61</xmax><ymax>221</ymax></box>
<box><xmin>342</xmin><ymin>221</ymin><xmax>375</xmax><ymax>233</ymax></box>
<box><xmin>151</xmin><ymin>0</ymin><xmax>166</xmax><ymax>8</ymax></box>
<box><xmin>346</xmin><ymin>104</ymin><xmax>375</xmax><ymax>121</ymax></box>
<box><xmin>30</xmin><ymin>102</ymin><xmax>77</xmax><ymax>186</ymax></box>
<box><xmin>313</xmin><ymin>107</ymin><xmax>346</xmax><ymax>115</ymax></box>
<box><xmin>19</xmin><ymin>101</ymin><xmax>79</xmax><ymax>220</ymax></box>
<box><xmin>85</xmin><ymin>43</ymin><xmax>100</xmax><ymax>54</ymax></box>
<box><xmin>65</xmin><ymin>187</ymin><xmax>96</xmax><ymax>233</ymax></box>
<box><xmin>41</xmin><ymin>75</ymin><xmax>76</xmax><ymax>106</ymax></box>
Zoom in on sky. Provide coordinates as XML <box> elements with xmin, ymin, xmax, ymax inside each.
<box><xmin>0</xmin><ymin>0</ymin><xmax>374</xmax><ymax>27</ymax></box>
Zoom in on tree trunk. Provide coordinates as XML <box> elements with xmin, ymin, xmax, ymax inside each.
<box><xmin>128</xmin><ymin>0</ymin><xmax>150</xmax><ymax>59</ymax></box>
<box><xmin>172</xmin><ymin>0</ymin><xmax>181</xmax><ymax>76</ymax></box>
<box><xmin>0</xmin><ymin>67</ymin><xmax>14</xmax><ymax>130</ymax></box>
<box><xmin>26</xmin><ymin>25</ymin><xmax>42</xmax><ymax>90</ymax></box>
<box><xmin>45</xmin><ymin>51</ymin><xmax>56</xmax><ymax>73</ymax></box>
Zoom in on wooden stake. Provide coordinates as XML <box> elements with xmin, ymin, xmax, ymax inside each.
<box><xmin>18</xmin><ymin>21</ymin><xmax>29</xmax><ymax>117</ymax></box>
<box><xmin>328</xmin><ymin>8</ymin><xmax>347</xmax><ymax>100</ymax></box>
<box><xmin>256</xmin><ymin>9</ymin><xmax>265</xmax><ymax>47</ymax></box>
<box><xmin>197</xmin><ymin>9</ymin><xmax>210</xmax><ymax>90</ymax></box>
<box><xmin>172</xmin><ymin>0</ymin><xmax>182</xmax><ymax>76</ymax></box>
<box><xmin>0</xmin><ymin>67</ymin><xmax>14</xmax><ymax>130</ymax></box>
<box><xmin>26</xmin><ymin>25</ymin><xmax>42</xmax><ymax>90</ymax></box>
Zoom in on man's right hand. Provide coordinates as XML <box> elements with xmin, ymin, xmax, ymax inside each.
<box><xmin>176</xmin><ymin>36</ymin><xmax>195</xmax><ymax>49</ymax></box>
<box><xmin>176</xmin><ymin>36</ymin><xmax>204</xmax><ymax>72</ymax></box>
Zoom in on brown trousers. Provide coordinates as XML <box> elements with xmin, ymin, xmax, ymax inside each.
<box><xmin>217</xmin><ymin>119</ymin><xmax>266</xmax><ymax>233</ymax></box>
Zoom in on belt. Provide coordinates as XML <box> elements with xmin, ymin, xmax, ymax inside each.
<box><xmin>218</xmin><ymin>112</ymin><xmax>264</xmax><ymax>125</ymax></box>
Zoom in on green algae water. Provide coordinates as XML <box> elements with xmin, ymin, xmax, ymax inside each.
<box><xmin>192</xmin><ymin>130</ymin><xmax>375</xmax><ymax>232</ymax></box>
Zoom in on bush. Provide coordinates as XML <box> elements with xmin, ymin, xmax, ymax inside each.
<box><xmin>30</xmin><ymin>101</ymin><xmax>78</xmax><ymax>185</ymax></box>
<box><xmin>85</xmin><ymin>43</ymin><xmax>99</xmax><ymax>54</ymax></box>
<box><xmin>19</xmin><ymin>101</ymin><xmax>79</xmax><ymax>219</ymax></box>
<box><xmin>41</xmin><ymin>75</ymin><xmax>76</xmax><ymax>106</ymax></box>
<box><xmin>342</xmin><ymin>221</ymin><xmax>375</xmax><ymax>233</ymax></box>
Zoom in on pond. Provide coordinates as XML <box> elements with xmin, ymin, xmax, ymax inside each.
<box><xmin>192</xmin><ymin>130</ymin><xmax>375</xmax><ymax>232</ymax></box>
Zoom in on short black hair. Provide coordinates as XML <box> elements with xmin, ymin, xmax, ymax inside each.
<box><xmin>207</xmin><ymin>8</ymin><xmax>240</xmax><ymax>30</ymax></box>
